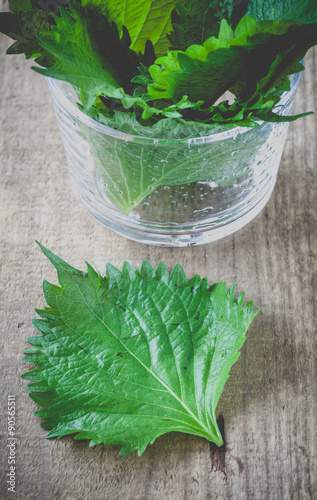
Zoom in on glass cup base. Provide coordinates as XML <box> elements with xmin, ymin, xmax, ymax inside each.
<box><xmin>75</xmin><ymin>177</ymin><xmax>276</xmax><ymax>247</ymax></box>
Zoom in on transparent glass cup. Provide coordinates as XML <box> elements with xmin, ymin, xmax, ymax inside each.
<box><xmin>47</xmin><ymin>72</ymin><xmax>301</xmax><ymax>247</ymax></box>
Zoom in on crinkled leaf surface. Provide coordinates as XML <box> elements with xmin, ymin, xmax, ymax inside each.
<box><xmin>22</xmin><ymin>244</ymin><xmax>258</xmax><ymax>456</ymax></box>
<box><xmin>247</xmin><ymin>0</ymin><xmax>317</xmax><ymax>24</ymax></box>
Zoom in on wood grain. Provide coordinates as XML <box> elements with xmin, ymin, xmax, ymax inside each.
<box><xmin>0</xmin><ymin>7</ymin><xmax>316</xmax><ymax>498</ymax></box>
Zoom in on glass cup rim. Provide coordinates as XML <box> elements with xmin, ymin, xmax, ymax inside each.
<box><xmin>47</xmin><ymin>71</ymin><xmax>302</xmax><ymax>146</ymax></box>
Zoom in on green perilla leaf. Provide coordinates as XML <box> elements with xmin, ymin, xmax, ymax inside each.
<box><xmin>33</xmin><ymin>5</ymin><xmax>126</xmax><ymax>110</ymax></box>
<box><xmin>22</xmin><ymin>243</ymin><xmax>258</xmax><ymax>457</ymax></box>
<box><xmin>81</xmin><ymin>0</ymin><xmax>179</xmax><ymax>56</ymax></box>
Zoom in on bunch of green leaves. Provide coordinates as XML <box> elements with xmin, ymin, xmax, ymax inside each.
<box><xmin>22</xmin><ymin>244</ymin><xmax>258</xmax><ymax>456</ymax></box>
<box><xmin>1</xmin><ymin>0</ymin><xmax>316</xmax><ymax>127</ymax></box>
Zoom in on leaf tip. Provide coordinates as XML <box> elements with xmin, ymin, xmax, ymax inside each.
<box><xmin>170</xmin><ymin>263</ymin><xmax>187</xmax><ymax>287</ymax></box>
<box><xmin>140</xmin><ymin>260</ymin><xmax>155</xmax><ymax>279</ymax></box>
<box><xmin>122</xmin><ymin>261</ymin><xmax>136</xmax><ymax>280</ymax></box>
<box><xmin>35</xmin><ymin>242</ymin><xmax>82</xmax><ymax>280</ymax></box>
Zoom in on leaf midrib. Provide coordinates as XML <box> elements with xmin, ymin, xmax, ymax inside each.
<box><xmin>42</xmin><ymin>317</ymin><xmax>204</xmax><ymax>424</ymax></box>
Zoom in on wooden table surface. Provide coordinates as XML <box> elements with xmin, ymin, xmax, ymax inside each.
<box><xmin>0</xmin><ymin>9</ymin><xmax>316</xmax><ymax>499</ymax></box>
